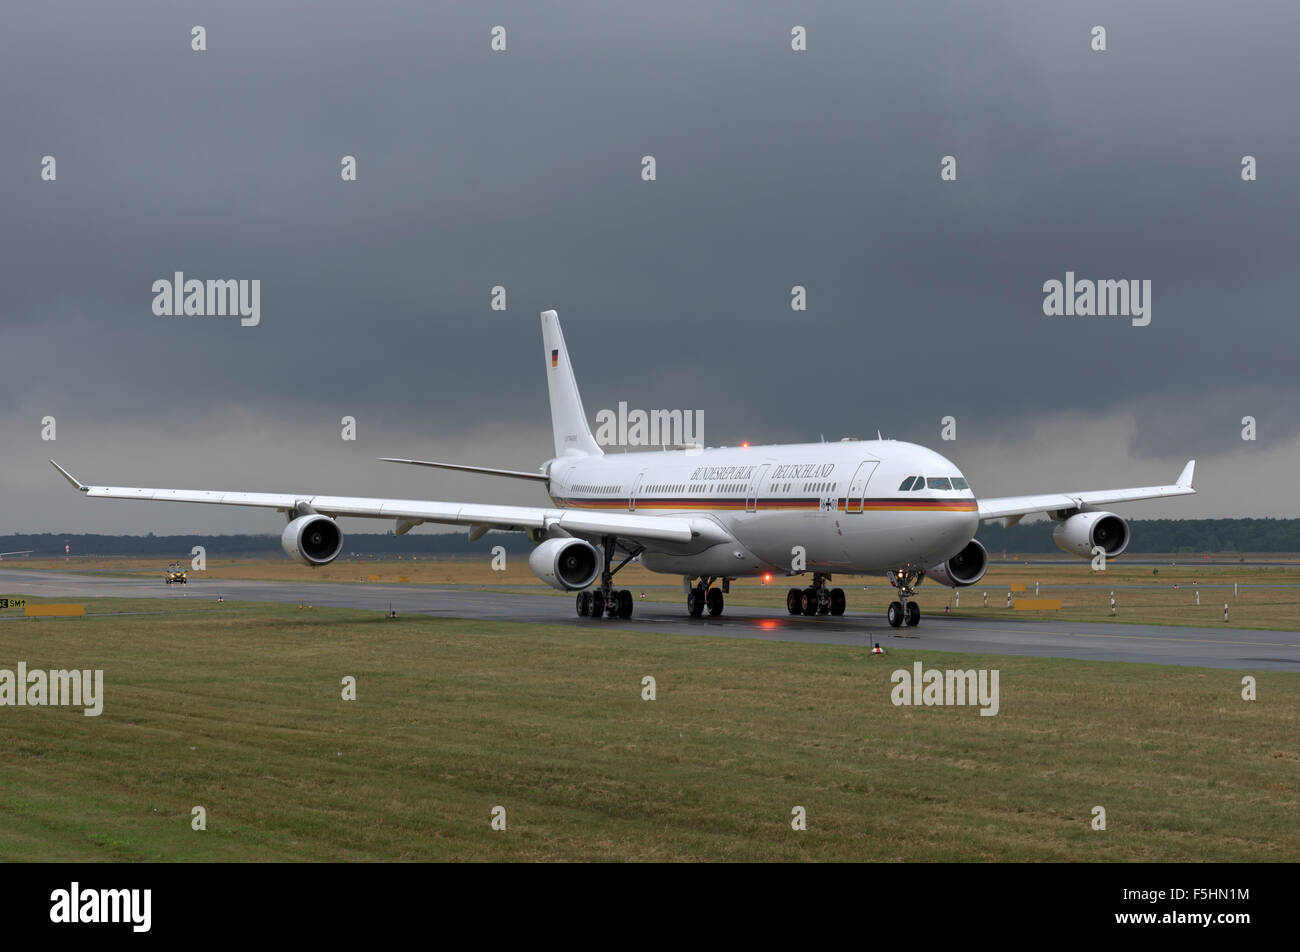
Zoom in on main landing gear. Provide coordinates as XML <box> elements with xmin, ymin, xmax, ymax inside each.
<box><xmin>576</xmin><ymin>535</ymin><xmax>641</xmax><ymax>620</ymax></box>
<box><xmin>576</xmin><ymin>588</ymin><xmax>633</xmax><ymax>619</ymax></box>
<box><xmin>886</xmin><ymin>568</ymin><xmax>922</xmax><ymax>628</ymax></box>
<box><xmin>785</xmin><ymin>574</ymin><xmax>846</xmax><ymax>617</ymax></box>
<box><xmin>686</xmin><ymin>577</ymin><xmax>727</xmax><ymax>617</ymax></box>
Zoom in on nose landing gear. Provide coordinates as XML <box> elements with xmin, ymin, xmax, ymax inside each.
<box><xmin>886</xmin><ymin>569</ymin><xmax>923</xmax><ymax>627</ymax></box>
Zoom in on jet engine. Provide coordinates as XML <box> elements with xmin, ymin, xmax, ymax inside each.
<box><xmin>528</xmin><ymin>537</ymin><xmax>601</xmax><ymax>591</ymax></box>
<box><xmin>1052</xmin><ymin>511</ymin><xmax>1130</xmax><ymax>559</ymax></box>
<box><xmin>282</xmin><ymin>514</ymin><xmax>344</xmax><ymax>566</ymax></box>
<box><xmin>925</xmin><ymin>539</ymin><xmax>988</xmax><ymax>588</ymax></box>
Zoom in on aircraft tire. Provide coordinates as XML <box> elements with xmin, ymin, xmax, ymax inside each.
<box><xmin>887</xmin><ymin>601</ymin><xmax>904</xmax><ymax>627</ymax></box>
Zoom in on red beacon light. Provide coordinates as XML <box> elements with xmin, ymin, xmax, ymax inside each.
<box><xmin>741</xmin><ymin>441</ymin><xmax>750</xmax><ymax>449</ymax></box>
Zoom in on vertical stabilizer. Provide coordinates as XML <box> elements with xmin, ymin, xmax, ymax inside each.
<box><xmin>540</xmin><ymin>310</ymin><xmax>603</xmax><ymax>458</ymax></box>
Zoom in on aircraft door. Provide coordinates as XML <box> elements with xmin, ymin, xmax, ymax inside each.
<box><xmin>843</xmin><ymin>461</ymin><xmax>880</xmax><ymax>514</ymax></box>
<box><xmin>629</xmin><ymin>472</ymin><xmax>645</xmax><ymax>511</ymax></box>
<box><xmin>745</xmin><ymin>463</ymin><xmax>770</xmax><ymax>513</ymax></box>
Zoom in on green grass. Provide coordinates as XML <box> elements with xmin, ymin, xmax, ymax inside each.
<box><xmin>0</xmin><ymin>599</ymin><xmax>1296</xmax><ymax>861</ymax></box>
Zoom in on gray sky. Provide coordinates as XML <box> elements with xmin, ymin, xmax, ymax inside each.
<box><xmin>3</xmin><ymin>1</ymin><xmax>1297</xmax><ymax>534</ymax></box>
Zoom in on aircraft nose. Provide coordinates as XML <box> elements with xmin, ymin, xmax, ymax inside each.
<box><xmin>929</xmin><ymin>493</ymin><xmax>979</xmax><ymax>562</ymax></box>
<box><xmin>945</xmin><ymin>505</ymin><xmax>978</xmax><ymax>546</ymax></box>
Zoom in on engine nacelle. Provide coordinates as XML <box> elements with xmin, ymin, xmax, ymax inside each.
<box><xmin>925</xmin><ymin>539</ymin><xmax>988</xmax><ymax>588</ymax></box>
<box><xmin>281</xmin><ymin>514</ymin><xmax>344</xmax><ymax>566</ymax></box>
<box><xmin>528</xmin><ymin>537</ymin><xmax>600</xmax><ymax>591</ymax></box>
<box><xmin>1052</xmin><ymin>511</ymin><xmax>1130</xmax><ymax>560</ymax></box>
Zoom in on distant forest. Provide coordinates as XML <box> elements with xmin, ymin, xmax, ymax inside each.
<box><xmin>4</xmin><ymin>519</ymin><xmax>1300</xmax><ymax>558</ymax></box>
<box><xmin>976</xmin><ymin>518</ymin><xmax>1300</xmax><ymax>555</ymax></box>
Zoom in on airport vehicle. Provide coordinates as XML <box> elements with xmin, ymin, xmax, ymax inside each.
<box><xmin>50</xmin><ymin>310</ymin><xmax>1195</xmax><ymax>625</ymax></box>
<box><xmin>164</xmin><ymin>562</ymin><xmax>187</xmax><ymax>585</ymax></box>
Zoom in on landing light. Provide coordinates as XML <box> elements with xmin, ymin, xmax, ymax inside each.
<box><xmin>741</xmin><ymin>441</ymin><xmax>750</xmax><ymax>449</ymax></box>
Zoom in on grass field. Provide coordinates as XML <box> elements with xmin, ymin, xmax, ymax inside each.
<box><xmin>0</xmin><ymin>598</ymin><xmax>1295</xmax><ymax>861</ymax></box>
<box><xmin>13</xmin><ymin>555</ymin><xmax>1300</xmax><ymax>630</ymax></box>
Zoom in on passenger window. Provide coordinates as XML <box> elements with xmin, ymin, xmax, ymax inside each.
<box><xmin>927</xmin><ymin>477</ymin><xmax>952</xmax><ymax>490</ymax></box>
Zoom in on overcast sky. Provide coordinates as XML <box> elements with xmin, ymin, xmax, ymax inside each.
<box><xmin>3</xmin><ymin>1</ymin><xmax>1297</xmax><ymax>535</ymax></box>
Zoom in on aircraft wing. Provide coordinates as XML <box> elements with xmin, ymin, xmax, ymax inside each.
<box><xmin>49</xmin><ymin>460</ymin><xmax>726</xmax><ymax>546</ymax></box>
<box><xmin>977</xmin><ymin>460</ymin><xmax>1195</xmax><ymax>524</ymax></box>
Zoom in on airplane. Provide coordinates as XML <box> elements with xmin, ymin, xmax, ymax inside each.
<box><xmin>0</xmin><ymin>550</ymin><xmax>33</xmax><ymax>560</ymax></box>
<box><xmin>49</xmin><ymin>309</ymin><xmax>1196</xmax><ymax>626</ymax></box>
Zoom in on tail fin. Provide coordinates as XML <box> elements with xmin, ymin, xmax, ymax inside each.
<box><xmin>540</xmin><ymin>310</ymin><xmax>603</xmax><ymax>458</ymax></box>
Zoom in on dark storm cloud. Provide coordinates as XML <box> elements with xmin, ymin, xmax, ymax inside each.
<box><xmin>2</xmin><ymin>0</ymin><xmax>1297</xmax><ymax>531</ymax></box>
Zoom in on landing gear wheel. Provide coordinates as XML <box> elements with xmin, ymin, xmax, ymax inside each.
<box><xmin>905</xmin><ymin>601</ymin><xmax>920</xmax><ymax>627</ymax></box>
<box><xmin>686</xmin><ymin>588</ymin><xmax>705</xmax><ymax>617</ymax></box>
<box><xmin>706</xmin><ymin>587</ymin><xmax>724</xmax><ymax>617</ymax></box>
<box><xmin>887</xmin><ymin>601</ymin><xmax>904</xmax><ymax>627</ymax></box>
<box><xmin>786</xmin><ymin>588</ymin><xmax>801</xmax><ymax>615</ymax></box>
<box><xmin>590</xmin><ymin>590</ymin><xmax>606</xmax><ymax>618</ymax></box>
<box><xmin>617</xmin><ymin>589</ymin><xmax>634</xmax><ymax>619</ymax></box>
<box><xmin>830</xmin><ymin>588</ymin><xmax>846</xmax><ymax>616</ymax></box>
<box><xmin>576</xmin><ymin>591</ymin><xmax>590</xmax><ymax>617</ymax></box>
<box><xmin>801</xmin><ymin>589</ymin><xmax>817</xmax><ymax>616</ymax></box>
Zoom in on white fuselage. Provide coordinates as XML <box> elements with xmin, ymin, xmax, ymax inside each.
<box><xmin>545</xmin><ymin>440</ymin><xmax>978</xmax><ymax>578</ymax></box>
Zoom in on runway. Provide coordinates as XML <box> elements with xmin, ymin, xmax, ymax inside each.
<box><xmin>2</xmin><ymin>568</ymin><xmax>1297</xmax><ymax>672</ymax></box>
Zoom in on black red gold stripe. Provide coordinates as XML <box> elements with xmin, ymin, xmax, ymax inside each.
<box><xmin>848</xmin><ymin>498</ymin><xmax>978</xmax><ymax>512</ymax></box>
<box><xmin>552</xmin><ymin>496</ymin><xmax>978</xmax><ymax>513</ymax></box>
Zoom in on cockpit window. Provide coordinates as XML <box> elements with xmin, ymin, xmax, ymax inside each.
<box><xmin>911</xmin><ymin>476</ymin><xmax>925</xmax><ymax>491</ymax></box>
<box><xmin>927</xmin><ymin>477</ymin><xmax>952</xmax><ymax>490</ymax></box>
<box><xmin>950</xmin><ymin>477</ymin><xmax>969</xmax><ymax>490</ymax></box>
<box><xmin>898</xmin><ymin>476</ymin><xmax>916</xmax><ymax>491</ymax></box>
